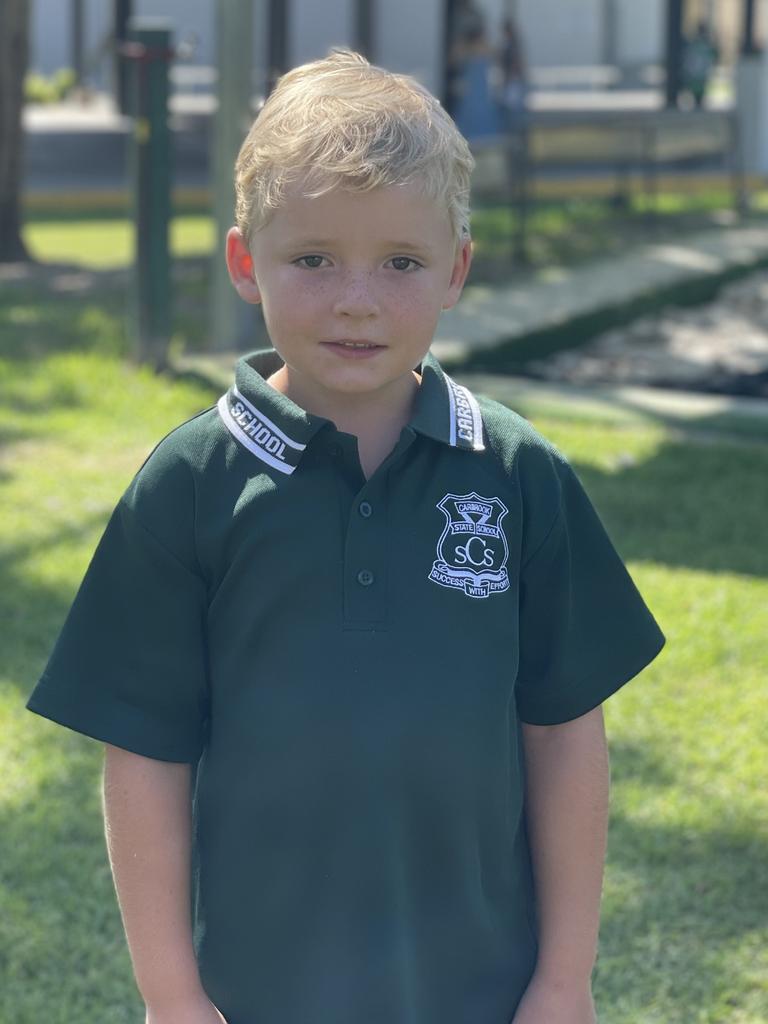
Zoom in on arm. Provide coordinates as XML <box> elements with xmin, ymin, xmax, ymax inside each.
<box><xmin>512</xmin><ymin>705</ymin><xmax>609</xmax><ymax>1024</ymax></box>
<box><xmin>102</xmin><ymin>745</ymin><xmax>226</xmax><ymax>1023</ymax></box>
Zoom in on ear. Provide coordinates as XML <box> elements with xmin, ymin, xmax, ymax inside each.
<box><xmin>441</xmin><ymin>236</ymin><xmax>473</xmax><ymax>310</ymax></box>
<box><xmin>225</xmin><ymin>227</ymin><xmax>262</xmax><ymax>304</ymax></box>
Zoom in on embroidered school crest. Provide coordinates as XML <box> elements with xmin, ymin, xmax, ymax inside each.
<box><xmin>429</xmin><ymin>492</ymin><xmax>510</xmax><ymax>599</ymax></box>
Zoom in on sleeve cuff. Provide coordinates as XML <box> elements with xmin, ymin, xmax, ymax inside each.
<box><xmin>26</xmin><ymin>678</ymin><xmax>204</xmax><ymax>764</ymax></box>
<box><xmin>517</xmin><ymin>626</ymin><xmax>666</xmax><ymax>726</ymax></box>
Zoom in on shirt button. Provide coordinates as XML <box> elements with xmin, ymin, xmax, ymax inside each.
<box><xmin>358</xmin><ymin>501</ymin><xmax>373</xmax><ymax>518</ymax></box>
<box><xmin>356</xmin><ymin>569</ymin><xmax>375</xmax><ymax>587</ymax></box>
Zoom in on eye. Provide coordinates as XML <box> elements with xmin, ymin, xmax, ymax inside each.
<box><xmin>294</xmin><ymin>255</ymin><xmax>327</xmax><ymax>269</ymax></box>
<box><xmin>389</xmin><ymin>257</ymin><xmax>421</xmax><ymax>273</ymax></box>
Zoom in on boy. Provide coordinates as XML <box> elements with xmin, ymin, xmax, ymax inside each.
<box><xmin>26</xmin><ymin>50</ymin><xmax>665</xmax><ymax>1024</ymax></box>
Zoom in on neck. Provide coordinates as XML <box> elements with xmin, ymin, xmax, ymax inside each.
<box><xmin>268</xmin><ymin>367</ymin><xmax>421</xmax><ymax>440</ymax></box>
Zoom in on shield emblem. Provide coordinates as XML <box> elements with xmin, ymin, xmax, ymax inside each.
<box><xmin>429</xmin><ymin>492</ymin><xmax>510</xmax><ymax>599</ymax></box>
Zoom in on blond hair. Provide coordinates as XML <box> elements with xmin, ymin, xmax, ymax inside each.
<box><xmin>234</xmin><ymin>49</ymin><xmax>474</xmax><ymax>249</ymax></box>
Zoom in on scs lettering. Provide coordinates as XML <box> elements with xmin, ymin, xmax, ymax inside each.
<box><xmin>453</xmin><ymin>535</ymin><xmax>495</xmax><ymax>568</ymax></box>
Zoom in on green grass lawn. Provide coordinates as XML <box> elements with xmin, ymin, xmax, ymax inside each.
<box><xmin>22</xmin><ymin>188</ymin><xmax>768</xmax><ymax>281</ymax></box>
<box><xmin>1</xmin><ymin>292</ymin><xmax>767</xmax><ymax>1021</ymax></box>
<box><xmin>23</xmin><ymin>212</ymin><xmax>215</xmax><ymax>270</ymax></box>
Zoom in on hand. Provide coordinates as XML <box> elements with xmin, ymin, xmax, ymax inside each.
<box><xmin>145</xmin><ymin>992</ymin><xmax>228</xmax><ymax>1024</ymax></box>
<box><xmin>511</xmin><ymin>972</ymin><xmax>597</xmax><ymax>1024</ymax></box>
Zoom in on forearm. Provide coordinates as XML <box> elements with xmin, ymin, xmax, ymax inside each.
<box><xmin>102</xmin><ymin>744</ymin><xmax>206</xmax><ymax>1011</ymax></box>
<box><xmin>521</xmin><ymin>706</ymin><xmax>610</xmax><ymax>988</ymax></box>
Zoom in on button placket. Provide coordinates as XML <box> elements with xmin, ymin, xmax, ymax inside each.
<box><xmin>343</xmin><ymin>483</ymin><xmax>386</xmax><ymax>626</ymax></box>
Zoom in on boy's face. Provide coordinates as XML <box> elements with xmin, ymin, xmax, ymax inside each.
<box><xmin>226</xmin><ymin>181</ymin><xmax>472</xmax><ymax>416</ymax></box>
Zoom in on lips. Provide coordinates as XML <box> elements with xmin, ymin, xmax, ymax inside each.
<box><xmin>320</xmin><ymin>340</ymin><xmax>385</xmax><ymax>359</ymax></box>
<box><xmin>323</xmin><ymin>340</ymin><xmax>383</xmax><ymax>349</ymax></box>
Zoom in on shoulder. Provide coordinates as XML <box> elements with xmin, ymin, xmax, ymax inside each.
<box><xmin>130</xmin><ymin>403</ymin><xmax>221</xmax><ymax>488</ymax></box>
<box><xmin>478</xmin><ymin>392</ymin><xmax>568</xmax><ymax>482</ymax></box>
<box><xmin>476</xmin><ymin>391</ymin><xmax>574</xmax><ymax>550</ymax></box>
<box><xmin>120</xmin><ymin>403</ymin><xmax>222</xmax><ymax>550</ymax></box>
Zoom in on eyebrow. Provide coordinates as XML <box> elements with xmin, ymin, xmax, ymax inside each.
<box><xmin>287</xmin><ymin>239</ymin><xmax>434</xmax><ymax>255</ymax></box>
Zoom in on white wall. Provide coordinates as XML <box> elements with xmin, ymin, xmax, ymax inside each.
<box><xmin>617</xmin><ymin>0</ymin><xmax>663</xmax><ymax>65</ymax></box>
<box><xmin>517</xmin><ymin>0</ymin><xmax>603</xmax><ymax>66</ymax></box>
<box><xmin>29</xmin><ymin>0</ymin><xmax>669</xmax><ymax>86</ymax></box>
<box><xmin>375</xmin><ymin>0</ymin><xmax>444</xmax><ymax>94</ymax></box>
<box><xmin>29</xmin><ymin>0</ymin><xmax>211</xmax><ymax>82</ymax></box>
<box><xmin>289</xmin><ymin>0</ymin><xmax>353</xmax><ymax>66</ymax></box>
<box><xmin>136</xmin><ymin>0</ymin><xmax>214</xmax><ymax>61</ymax></box>
<box><xmin>30</xmin><ymin>0</ymin><xmax>112</xmax><ymax>77</ymax></box>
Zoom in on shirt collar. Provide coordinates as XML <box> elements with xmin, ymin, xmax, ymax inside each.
<box><xmin>217</xmin><ymin>349</ymin><xmax>485</xmax><ymax>476</ymax></box>
<box><xmin>410</xmin><ymin>352</ymin><xmax>486</xmax><ymax>452</ymax></box>
<box><xmin>217</xmin><ymin>350</ymin><xmax>331</xmax><ymax>476</ymax></box>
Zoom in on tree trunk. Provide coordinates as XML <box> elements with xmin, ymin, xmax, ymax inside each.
<box><xmin>0</xmin><ymin>0</ymin><xmax>30</xmax><ymax>263</ymax></box>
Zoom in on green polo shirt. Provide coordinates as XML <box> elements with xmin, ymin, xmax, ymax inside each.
<box><xmin>27</xmin><ymin>350</ymin><xmax>665</xmax><ymax>1024</ymax></box>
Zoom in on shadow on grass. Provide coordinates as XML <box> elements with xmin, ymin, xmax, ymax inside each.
<box><xmin>597</xmin><ymin>756</ymin><xmax>768</xmax><ymax>1020</ymax></box>
<box><xmin>0</xmin><ymin>272</ymin><xmax>128</xmax><ymax>362</ymax></box>
<box><xmin>568</xmin><ymin>436</ymin><xmax>768</xmax><ymax>578</ymax></box>
<box><xmin>0</xmin><ymin>257</ymin><xmax>216</xmax><ymax>360</ymax></box>
<box><xmin>0</xmin><ymin>726</ymin><xmax>142</xmax><ymax>1023</ymax></box>
<box><xmin>0</xmin><ymin>512</ymin><xmax>112</xmax><ymax>692</ymax></box>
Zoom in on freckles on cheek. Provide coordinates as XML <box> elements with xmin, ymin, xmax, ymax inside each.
<box><xmin>284</xmin><ymin>274</ymin><xmax>326</xmax><ymax>306</ymax></box>
<box><xmin>392</xmin><ymin>288</ymin><xmax>440</xmax><ymax>323</ymax></box>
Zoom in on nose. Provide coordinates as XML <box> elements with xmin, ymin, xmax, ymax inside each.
<box><xmin>332</xmin><ymin>271</ymin><xmax>380</xmax><ymax>318</ymax></box>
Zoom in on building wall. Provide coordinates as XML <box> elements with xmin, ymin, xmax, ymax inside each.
<box><xmin>31</xmin><ymin>0</ymin><xmax>727</xmax><ymax>88</ymax></box>
<box><xmin>517</xmin><ymin>0</ymin><xmax>603</xmax><ymax>67</ymax></box>
<box><xmin>375</xmin><ymin>0</ymin><xmax>444</xmax><ymax>94</ymax></box>
<box><xmin>30</xmin><ymin>0</ymin><xmax>112</xmax><ymax>78</ymax></box>
<box><xmin>289</xmin><ymin>0</ymin><xmax>353</xmax><ymax>68</ymax></box>
<box><xmin>617</xmin><ymin>0</ymin><xmax>664</xmax><ymax>66</ymax></box>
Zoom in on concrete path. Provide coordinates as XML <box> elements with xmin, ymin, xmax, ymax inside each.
<box><xmin>434</xmin><ymin>223</ymin><xmax>768</xmax><ymax>368</ymax></box>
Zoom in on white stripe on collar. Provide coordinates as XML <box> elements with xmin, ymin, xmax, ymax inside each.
<box><xmin>231</xmin><ymin>384</ymin><xmax>306</xmax><ymax>450</ymax></box>
<box><xmin>445</xmin><ymin>374</ymin><xmax>485</xmax><ymax>451</ymax></box>
<box><xmin>217</xmin><ymin>392</ymin><xmax>304</xmax><ymax>474</ymax></box>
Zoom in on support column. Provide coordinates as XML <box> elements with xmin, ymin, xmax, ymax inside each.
<box><xmin>664</xmin><ymin>0</ymin><xmax>685</xmax><ymax>108</ymax></box>
<box><xmin>126</xmin><ymin>19</ymin><xmax>173</xmax><ymax>369</ymax></box>
<box><xmin>210</xmin><ymin>0</ymin><xmax>257</xmax><ymax>352</ymax></box>
<box><xmin>355</xmin><ymin>0</ymin><xmax>374</xmax><ymax>59</ymax></box>
<box><xmin>743</xmin><ymin>0</ymin><xmax>758</xmax><ymax>55</ymax></box>
<box><xmin>114</xmin><ymin>0</ymin><xmax>133</xmax><ymax>114</ymax></box>
<box><xmin>735</xmin><ymin>0</ymin><xmax>766</xmax><ymax>178</ymax></box>
<box><xmin>602</xmin><ymin>0</ymin><xmax>618</xmax><ymax>69</ymax></box>
<box><xmin>72</xmin><ymin>0</ymin><xmax>85</xmax><ymax>88</ymax></box>
<box><xmin>268</xmin><ymin>0</ymin><xmax>288</xmax><ymax>94</ymax></box>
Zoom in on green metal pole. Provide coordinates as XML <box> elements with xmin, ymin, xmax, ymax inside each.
<box><xmin>127</xmin><ymin>18</ymin><xmax>172</xmax><ymax>369</ymax></box>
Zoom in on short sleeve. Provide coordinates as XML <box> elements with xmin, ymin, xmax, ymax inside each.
<box><xmin>26</xmin><ymin>496</ymin><xmax>210</xmax><ymax>763</ymax></box>
<box><xmin>515</xmin><ymin>461</ymin><xmax>665</xmax><ymax>725</ymax></box>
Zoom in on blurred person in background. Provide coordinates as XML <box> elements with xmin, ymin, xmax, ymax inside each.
<box><xmin>681</xmin><ymin>19</ymin><xmax>718</xmax><ymax>108</ymax></box>
<box><xmin>498</xmin><ymin>16</ymin><xmax>528</xmax><ymax>130</ymax></box>
<box><xmin>449</xmin><ymin>1</ymin><xmax>504</xmax><ymax>141</ymax></box>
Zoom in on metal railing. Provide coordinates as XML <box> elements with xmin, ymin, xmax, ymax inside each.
<box><xmin>470</xmin><ymin>107</ymin><xmax>747</xmax><ymax>264</ymax></box>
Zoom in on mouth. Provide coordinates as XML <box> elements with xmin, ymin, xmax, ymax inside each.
<box><xmin>322</xmin><ymin>340</ymin><xmax>384</xmax><ymax>349</ymax></box>
<box><xmin>320</xmin><ymin>340</ymin><xmax>385</xmax><ymax>358</ymax></box>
